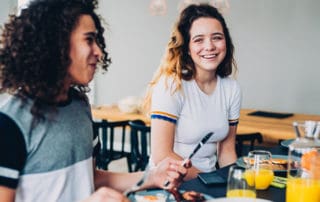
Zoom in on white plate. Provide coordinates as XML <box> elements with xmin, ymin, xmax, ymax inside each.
<box><xmin>236</xmin><ymin>155</ymin><xmax>289</xmax><ymax>172</ymax></box>
<box><xmin>128</xmin><ymin>189</ymin><xmax>213</xmax><ymax>201</ymax></box>
<box><xmin>280</xmin><ymin>139</ymin><xmax>294</xmax><ymax>148</ymax></box>
<box><xmin>207</xmin><ymin>197</ymin><xmax>272</xmax><ymax>202</ymax></box>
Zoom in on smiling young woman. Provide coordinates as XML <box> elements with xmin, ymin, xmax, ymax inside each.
<box><xmin>144</xmin><ymin>3</ymin><xmax>241</xmax><ymax>180</ymax></box>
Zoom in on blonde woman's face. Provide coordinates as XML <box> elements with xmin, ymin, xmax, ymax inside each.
<box><xmin>188</xmin><ymin>17</ymin><xmax>226</xmax><ymax>75</ymax></box>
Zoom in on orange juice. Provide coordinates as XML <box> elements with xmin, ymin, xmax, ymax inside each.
<box><xmin>244</xmin><ymin>169</ymin><xmax>255</xmax><ymax>186</ymax></box>
<box><xmin>255</xmin><ymin>169</ymin><xmax>274</xmax><ymax>190</ymax></box>
<box><xmin>286</xmin><ymin>178</ymin><xmax>320</xmax><ymax>202</ymax></box>
<box><xmin>226</xmin><ymin>189</ymin><xmax>256</xmax><ymax>198</ymax></box>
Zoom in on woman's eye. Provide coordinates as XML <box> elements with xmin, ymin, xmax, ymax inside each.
<box><xmin>212</xmin><ymin>36</ymin><xmax>223</xmax><ymax>41</ymax></box>
<box><xmin>194</xmin><ymin>38</ymin><xmax>203</xmax><ymax>43</ymax></box>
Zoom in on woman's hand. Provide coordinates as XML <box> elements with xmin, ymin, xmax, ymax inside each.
<box><xmin>147</xmin><ymin>157</ymin><xmax>190</xmax><ymax>190</ymax></box>
<box><xmin>81</xmin><ymin>187</ymin><xmax>129</xmax><ymax>202</ymax></box>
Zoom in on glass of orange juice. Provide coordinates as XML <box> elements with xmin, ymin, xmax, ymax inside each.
<box><xmin>286</xmin><ymin>121</ymin><xmax>320</xmax><ymax>202</ymax></box>
<box><xmin>226</xmin><ymin>165</ymin><xmax>256</xmax><ymax>198</ymax></box>
<box><xmin>248</xmin><ymin>150</ymin><xmax>274</xmax><ymax>190</ymax></box>
<box><xmin>286</xmin><ymin>147</ymin><xmax>320</xmax><ymax>202</ymax></box>
<box><xmin>286</xmin><ymin>177</ymin><xmax>320</xmax><ymax>202</ymax></box>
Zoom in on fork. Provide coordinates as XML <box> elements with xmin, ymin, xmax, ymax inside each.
<box><xmin>123</xmin><ymin>164</ymin><xmax>150</xmax><ymax>197</ymax></box>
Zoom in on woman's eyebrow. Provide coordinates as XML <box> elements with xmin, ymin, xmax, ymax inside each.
<box><xmin>191</xmin><ymin>32</ymin><xmax>224</xmax><ymax>40</ymax></box>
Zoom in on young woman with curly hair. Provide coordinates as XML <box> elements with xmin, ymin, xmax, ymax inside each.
<box><xmin>0</xmin><ymin>0</ymin><xmax>188</xmax><ymax>201</ymax></box>
<box><xmin>144</xmin><ymin>4</ymin><xmax>242</xmax><ymax>180</ymax></box>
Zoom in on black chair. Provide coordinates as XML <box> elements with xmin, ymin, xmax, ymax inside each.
<box><xmin>235</xmin><ymin>132</ymin><xmax>263</xmax><ymax>157</ymax></box>
<box><xmin>128</xmin><ymin>120</ymin><xmax>151</xmax><ymax>172</ymax></box>
<box><xmin>93</xmin><ymin>120</ymin><xmax>131</xmax><ymax>171</ymax></box>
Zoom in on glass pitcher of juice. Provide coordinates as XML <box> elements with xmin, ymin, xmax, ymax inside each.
<box><xmin>286</xmin><ymin>121</ymin><xmax>320</xmax><ymax>202</ymax></box>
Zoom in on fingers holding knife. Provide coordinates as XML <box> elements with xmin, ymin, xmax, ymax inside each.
<box><xmin>163</xmin><ymin>131</ymin><xmax>214</xmax><ymax>188</ymax></box>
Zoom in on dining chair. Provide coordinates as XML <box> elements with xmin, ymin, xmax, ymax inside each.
<box><xmin>93</xmin><ymin>120</ymin><xmax>131</xmax><ymax>171</ymax></box>
<box><xmin>128</xmin><ymin>120</ymin><xmax>151</xmax><ymax>172</ymax></box>
<box><xmin>235</xmin><ymin>132</ymin><xmax>263</xmax><ymax>157</ymax></box>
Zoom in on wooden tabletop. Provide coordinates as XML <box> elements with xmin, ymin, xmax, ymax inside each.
<box><xmin>91</xmin><ymin>105</ymin><xmax>150</xmax><ymax>124</ymax></box>
<box><xmin>238</xmin><ymin>109</ymin><xmax>320</xmax><ymax>144</ymax></box>
<box><xmin>92</xmin><ymin>105</ymin><xmax>320</xmax><ymax>144</ymax></box>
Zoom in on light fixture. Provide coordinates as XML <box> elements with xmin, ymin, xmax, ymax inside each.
<box><xmin>209</xmin><ymin>0</ymin><xmax>230</xmax><ymax>15</ymax></box>
<box><xmin>149</xmin><ymin>0</ymin><xmax>167</xmax><ymax>16</ymax></box>
<box><xmin>149</xmin><ymin>0</ymin><xmax>230</xmax><ymax>16</ymax></box>
<box><xmin>177</xmin><ymin>0</ymin><xmax>199</xmax><ymax>12</ymax></box>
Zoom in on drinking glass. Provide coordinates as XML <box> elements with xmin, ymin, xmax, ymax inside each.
<box><xmin>226</xmin><ymin>165</ymin><xmax>256</xmax><ymax>198</ymax></box>
<box><xmin>247</xmin><ymin>150</ymin><xmax>274</xmax><ymax>190</ymax></box>
<box><xmin>286</xmin><ymin>121</ymin><xmax>320</xmax><ymax>202</ymax></box>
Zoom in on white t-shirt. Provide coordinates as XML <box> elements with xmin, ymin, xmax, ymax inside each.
<box><xmin>151</xmin><ymin>76</ymin><xmax>242</xmax><ymax>172</ymax></box>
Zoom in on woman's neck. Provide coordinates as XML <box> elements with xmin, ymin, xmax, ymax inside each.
<box><xmin>195</xmin><ymin>72</ymin><xmax>217</xmax><ymax>95</ymax></box>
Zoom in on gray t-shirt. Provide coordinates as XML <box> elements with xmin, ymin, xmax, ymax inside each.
<box><xmin>0</xmin><ymin>89</ymin><xmax>99</xmax><ymax>201</ymax></box>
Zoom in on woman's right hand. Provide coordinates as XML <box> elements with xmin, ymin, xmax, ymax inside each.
<box><xmin>81</xmin><ymin>187</ymin><xmax>129</xmax><ymax>202</ymax></box>
<box><xmin>147</xmin><ymin>157</ymin><xmax>190</xmax><ymax>190</ymax></box>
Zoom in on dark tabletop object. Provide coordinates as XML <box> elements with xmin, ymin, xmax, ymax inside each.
<box><xmin>248</xmin><ymin>110</ymin><xmax>294</xmax><ymax>119</ymax></box>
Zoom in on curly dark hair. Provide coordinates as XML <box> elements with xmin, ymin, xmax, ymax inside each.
<box><xmin>0</xmin><ymin>0</ymin><xmax>111</xmax><ymax>121</ymax></box>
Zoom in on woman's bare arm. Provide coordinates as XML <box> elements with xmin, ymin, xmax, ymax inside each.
<box><xmin>151</xmin><ymin>119</ymin><xmax>200</xmax><ymax>180</ymax></box>
<box><xmin>217</xmin><ymin>125</ymin><xmax>238</xmax><ymax>167</ymax></box>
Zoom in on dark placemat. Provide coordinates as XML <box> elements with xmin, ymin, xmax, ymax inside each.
<box><xmin>198</xmin><ymin>171</ymin><xmax>227</xmax><ymax>185</ymax></box>
<box><xmin>248</xmin><ymin>110</ymin><xmax>293</xmax><ymax>119</ymax></box>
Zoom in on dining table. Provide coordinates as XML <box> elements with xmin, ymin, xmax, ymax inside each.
<box><xmin>237</xmin><ymin>109</ymin><xmax>320</xmax><ymax>145</ymax></box>
<box><xmin>91</xmin><ymin>105</ymin><xmax>320</xmax><ymax>145</ymax></box>
<box><xmin>180</xmin><ymin>145</ymin><xmax>289</xmax><ymax>202</ymax></box>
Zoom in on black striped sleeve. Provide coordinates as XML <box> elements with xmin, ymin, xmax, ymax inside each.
<box><xmin>92</xmin><ymin>123</ymin><xmax>100</xmax><ymax>158</ymax></box>
<box><xmin>0</xmin><ymin>112</ymin><xmax>26</xmax><ymax>189</ymax></box>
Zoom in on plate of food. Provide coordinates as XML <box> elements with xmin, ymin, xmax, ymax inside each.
<box><xmin>129</xmin><ymin>189</ymin><xmax>213</xmax><ymax>202</ymax></box>
<box><xmin>280</xmin><ymin>139</ymin><xmax>294</xmax><ymax>148</ymax></box>
<box><xmin>236</xmin><ymin>155</ymin><xmax>297</xmax><ymax>172</ymax></box>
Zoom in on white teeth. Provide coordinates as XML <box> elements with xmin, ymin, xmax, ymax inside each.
<box><xmin>202</xmin><ymin>54</ymin><xmax>217</xmax><ymax>59</ymax></box>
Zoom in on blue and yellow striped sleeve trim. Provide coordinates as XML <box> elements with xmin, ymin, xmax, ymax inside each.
<box><xmin>150</xmin><ymin>111</ymin><xmax>178</xmax><ymax>124</ymax></box>
<box><xmin>229</xmin><ymin>118</ymin><xmax>239</xmax><ymax>126</ymax></box>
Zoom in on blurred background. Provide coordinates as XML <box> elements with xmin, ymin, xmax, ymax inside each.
<box><xmin>1</xmin><ymin>0</ymin><xmax>319</xmax><ymax>115</ymax></box>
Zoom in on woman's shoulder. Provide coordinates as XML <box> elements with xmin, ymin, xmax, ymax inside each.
<box><xmin>219</xmin><ymin>75</ymin><xmax>237</xmax><ymax>83</ymax></box>
<box><xmin>219</xmin><ymin>76</ymin><xmax>240</xmax><ymax>87</ymax></box>
<box><xmin>153</xmin><ymin>76</ymin><xmax>185</xmax><ymax>100</ymax></box>
<box><xmin>155</xmin><ymin>75</ymin><xmax>180</xmax><ymax>91</ymax></box>
<box><xmin>157</xmin><ymin>75</ymin><xmax>175</xmax><ymax>85</ymax></box>
<box><xmin>219</xmin><ymin>76</ymin><xmax>241</xmax><ymax>96</ymax></box>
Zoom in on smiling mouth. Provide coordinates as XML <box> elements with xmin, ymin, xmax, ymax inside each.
<box><xmin>201</xmin><ymin>54</ymin><xmax>218</xmax><ymax>59</ymax></box>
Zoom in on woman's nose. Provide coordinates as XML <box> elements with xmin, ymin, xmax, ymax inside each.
<box><xmin>204</xmin><ymin>39</ymin><xmax>215</xmax><ymax>50</ymax></box>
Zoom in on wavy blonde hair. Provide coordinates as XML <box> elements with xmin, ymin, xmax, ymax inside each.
<box><xmin>143</xmin><ymin>3</ymin><xmax>237</xmax><ymax>112</ymax></box>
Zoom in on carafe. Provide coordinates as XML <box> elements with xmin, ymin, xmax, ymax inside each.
<box><xmin>286</xmin><ymin>121</ymin><xmax>320</xmax><ymax>202</ymax></box>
